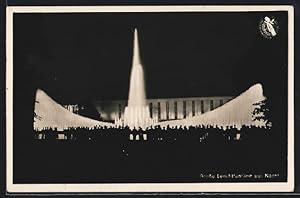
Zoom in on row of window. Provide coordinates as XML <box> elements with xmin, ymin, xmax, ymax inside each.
<box><xmin>118</xmin><ymin>100</ymin><xmax>224</xmax><ymax>119</ymax></box>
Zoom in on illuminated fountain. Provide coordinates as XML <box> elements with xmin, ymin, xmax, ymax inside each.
<box><xmin>122</xmin><ymin>28</ymin><xmax>155</xmax><ymax>130</ymax></box>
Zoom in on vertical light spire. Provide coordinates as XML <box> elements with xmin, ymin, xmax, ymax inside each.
<box><xmin>133</xmin><ymin>28</ymin><xmax>141</xmax><ymax>66</ymax></box>
<box><xmin>128</xmin><ymin>28</ymin><xmax>146</xmax><ymax>107</ymax></box>
<box><xmin>123</xmin><ymin>28</ymin><xmax>154</xmax><ymax>130</ymax></box>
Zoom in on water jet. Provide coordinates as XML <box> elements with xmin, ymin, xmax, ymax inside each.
<box><xmin>122</xmin><ymin>28</ymin><xmax>155</xmax><ymax>130</ymax></box>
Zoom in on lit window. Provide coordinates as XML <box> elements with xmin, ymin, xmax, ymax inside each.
<box><xmin>201</xmin><ymin>100</ymin><xmax>204</xmax><ymax>113</ymax></box>
<box><xmin>158</xmin><ymin>102</ymin><xmax>161</xmax><ymax>120</ymax></box>
<box><xmin>166</xmin><ymin>101</ymin><xmax>169</xmax><ymax>120</ymax></box>
<box><xmin>118</xmin><ymin>104</ymin><xmax>122</xmax><ymax>118</ymax></box>
<box><xmin>183</xmin><ymin>101</ymin><xmax>187</xmax><ymax>118</ymax></box>
<box><xmin>149</xmin><ymin>102</ymin><xmax>153</xmax><ymax>118</ymax></box>
<box><xmin>174</xmin><ymin>101</ymin><xmax>178</xmax><ymax>119</ymax></box>
<box><xmin>192</xmin><ymin>101</ymin><xmax>195</xmax><ymax>116</ymax></box>
<box><xmin>220</xmin><ymin>99</ymin><xmax>223</xmax><ymax>106</ymax></box>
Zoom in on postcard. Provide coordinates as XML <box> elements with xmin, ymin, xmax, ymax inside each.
<box><xmin>6</xmin><ymin>5</ymin><xmax>294</xmax><ymax>192</ymax></box>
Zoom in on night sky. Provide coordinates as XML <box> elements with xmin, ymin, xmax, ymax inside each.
<box><xmin>14</xmin><ymin>12</ymin><xmax>288</xmax><ymax>105</ymax></box>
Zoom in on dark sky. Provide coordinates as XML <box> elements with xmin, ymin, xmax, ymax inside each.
<box><xmin>14</xmin><ymin>12</ymin><xmax>288</xmax><ymax>104</ymax></box>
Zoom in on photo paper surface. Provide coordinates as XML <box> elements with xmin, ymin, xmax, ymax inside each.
<box><xmin>6</xmin><ymin>5</ymin><xmax>294</xmax><ymax>192</ymax></box>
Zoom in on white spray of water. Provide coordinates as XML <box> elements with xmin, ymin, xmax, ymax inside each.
<box><xmin>34</xmin><ymin>89</ymin><xmax>114</xmax><ymax>131</ymax></box>
<box><xmin>123</xmin><ymin>29</ymin><xmax>154</xmax><ymax>130</ymax></box>
<box><xmin>157</xmin><ymin>83</ymin><xmax>267</xmax><ymax>130</ymax></box>
<box><xmin>34</xmin><ymin>28</ymin><xmax>268</xmax><ymax>132</ymax></box>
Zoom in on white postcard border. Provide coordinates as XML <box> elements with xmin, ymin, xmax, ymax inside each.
<box><xmin>6</xmin><ymin>5</ymin><xmax>295</xmax><ymax>193</ymax></box>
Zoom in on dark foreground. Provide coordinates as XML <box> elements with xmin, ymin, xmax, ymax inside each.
<box><xmin>13</xmin><ymin>126</ymin><xmax>287</xmax><ymax>183</ymax></box>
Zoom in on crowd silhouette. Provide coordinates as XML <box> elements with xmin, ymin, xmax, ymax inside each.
<box><xmin>35</xmin><ymin>124</ymin><xmax>271</xmax><ymax>144</ymax></box>
<box><xmin>14</xmin><ymin>124</ymin><xmax>285</xmax><ymax>184</ymax></box>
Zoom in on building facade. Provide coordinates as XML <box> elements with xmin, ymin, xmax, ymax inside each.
<box><xmin>62</xmin><ymin>104</ymin><xmax>80</xmax><ymax>114</ymax></box>
<box><xmin>93</xmin><ymin>96</ymin><xmax>233</xmax><ymax>122</ymax></box>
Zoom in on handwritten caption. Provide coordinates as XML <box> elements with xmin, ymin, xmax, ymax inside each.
<box><xmin>199</xmin><ymin>173</ymin><xmax>280</xmax><ymax>180</ymax></box>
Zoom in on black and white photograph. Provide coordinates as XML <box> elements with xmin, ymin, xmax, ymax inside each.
<box><xmin>6</xmin><ymin>5</ymin><xmax>294</xmax><ymax>192</ymax></box>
